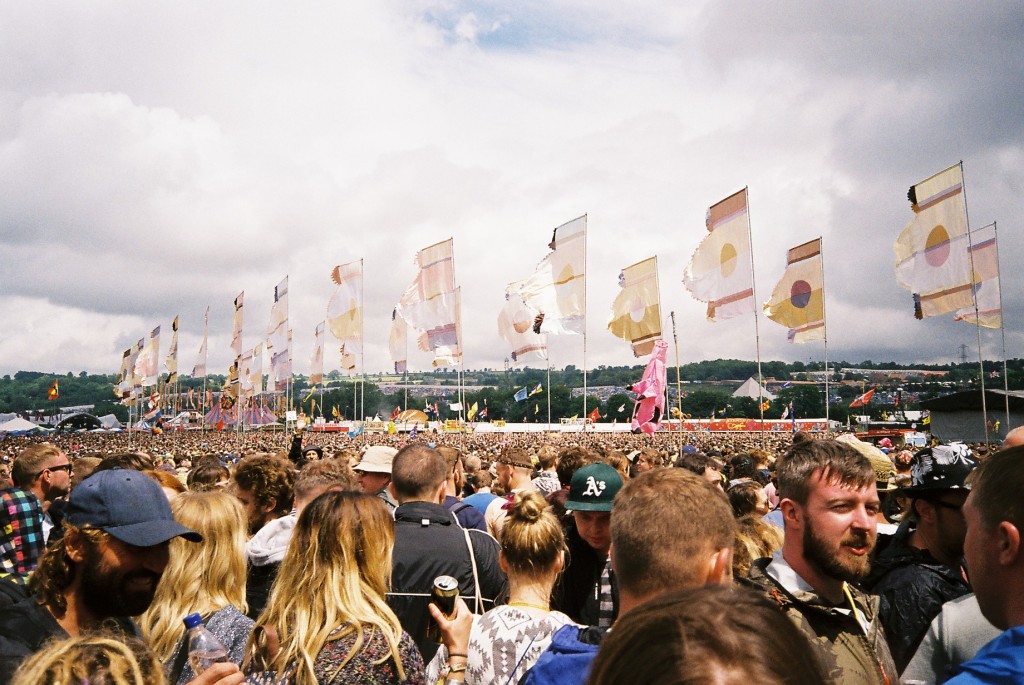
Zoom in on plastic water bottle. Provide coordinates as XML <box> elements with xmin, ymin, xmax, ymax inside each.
<box><xmin>183</xmin><ymin>613</ymin><xmax>230</xmax><ymax>674</ymax></box>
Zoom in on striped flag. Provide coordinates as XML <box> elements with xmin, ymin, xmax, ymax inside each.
<box><xmin>608</xmin><ymin>256</ymin><xmax>662</xmax><ymax>356</ymax></box>
<box><xmin>684</xmin><ymin>188</ymin><xmax>754</xmax><ymax>321</ymax></box>
<box><xmin>953</xmin><ymin>224</ymin><xmax>1001</xmax><ymax>328</ymax></box>
<box><xmin>764</xmin><ymin>238</ymin><xmax>825</xmax><ymax>343</ymax></box>
<box><xmin>895</xmin><ymin>164</ymin><xmax>973</xmax><ymax>317</ymax></box>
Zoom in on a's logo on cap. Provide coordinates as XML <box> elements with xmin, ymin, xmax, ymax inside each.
<box><xmin>582</xmin><ymin>476</ymin><xmax>606</xmax><ymax>498</ymax></box>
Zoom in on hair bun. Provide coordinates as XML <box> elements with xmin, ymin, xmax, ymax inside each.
<box><xmin>511</xmin><ymin>491</ymin><xmax>546</xmax><ymax>524</ymax></box>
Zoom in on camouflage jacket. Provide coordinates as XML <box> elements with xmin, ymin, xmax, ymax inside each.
<box><xmin>744</xmin><ymin>556</ymin><xmax>899</xmax><ymax>685</ymax></box>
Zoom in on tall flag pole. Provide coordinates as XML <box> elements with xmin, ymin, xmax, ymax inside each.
<box><xmin>193</xmin><ymin>306</ymin><xmax>209</xmax><ymax>429</ymax></box>
<box><xmin>328</xmin><ymin>260</ymin><xmax>364</xmax><ymax>380</ymax></box>
<box><xmin>669</xmin><ymin>311</ymin><xmax>684</xmax><ymax>454</ymax></box>
<box><xmin>515</xmin><ymin>215</ymin><xmax>587</xmax><ymax>417</ymax></box>
<box><xmin>684</xmin><ymin>188</ymin><xmax>764</xmax><ymax>440</ymax></box>
<box><xmin>608</xmin><ymin>256</ymin><xmax>662</xmax><ymax>357</ymax></box>
<box><xmin>896</xmin><ymin>163</ymin><xmax>986</xmax><ymax>439</ymax></box>
<box><xmin>763</xmin><ymin>237</ymin><xmax>828</xmax><ymax>422</ymax></box>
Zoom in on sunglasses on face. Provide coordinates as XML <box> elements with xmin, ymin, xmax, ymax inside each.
<box><xmin>36</xmin><ymin>463</ymin><xmax>73</xmax><ymax>478</ymax></box>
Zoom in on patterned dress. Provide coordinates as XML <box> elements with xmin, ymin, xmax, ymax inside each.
<box><xmin>245</xmin><ymin>626</ymin><xmax>425</xmax><ymax>685</ymax></box>
<box><xmin>426</xmin><ymin>606</ymin><xmax>576</xmax><ymax>685</ymax></box>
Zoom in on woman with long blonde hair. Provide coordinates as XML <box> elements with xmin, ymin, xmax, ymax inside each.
<box><xmin>244</xmin><ymin>490</ymin><xmax>424</xmax><ymax>685</ymax></box>
<box><xmin>139</xmin><ymin>491</ymin><xmax>254</xmax><ymax>685</ymax></box>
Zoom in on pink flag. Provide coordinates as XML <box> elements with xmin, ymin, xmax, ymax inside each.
<box><xmin>631</xmin><ymin>340</ymin><xmax>669</xmax><ymax>435</ymax></box>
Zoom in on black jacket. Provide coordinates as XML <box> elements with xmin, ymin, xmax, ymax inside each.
<box><xmin>864</xmin><ymin>522</ymin><xmax>971</xmax><ymax>672</ymax></box>
<box><xmin>0</xmin><ymin>595</ymin><xmax>139</xmax><ymax>685</ymax></box>
<box><xmin>550</xmin><ymin>520</ymin><xmax>617</xmax><ymax>626</ymax></box>
<box><xmin>387</xmin><ymin>500</ymin><xmax>506</xmax><ymax>663</ymax></box>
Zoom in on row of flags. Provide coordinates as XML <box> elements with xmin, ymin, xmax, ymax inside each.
<box><xmin>112</xmin><ymin>162</ymin><xmax>1002</xmax><ymax>420</ymax></box>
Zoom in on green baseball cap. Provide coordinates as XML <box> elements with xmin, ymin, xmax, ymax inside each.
<box><xmin>565</xmin><ymin>463</ymin><xmax>623</xmax><ymax>512</ymax></box>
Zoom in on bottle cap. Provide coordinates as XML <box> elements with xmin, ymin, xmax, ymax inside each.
<box><xmin>183</xmin><ymin>612</ymin><xmax>202</xmax><ymax>629</ymax></box>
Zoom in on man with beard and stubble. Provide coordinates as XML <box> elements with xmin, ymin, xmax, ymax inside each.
<box><xmin>0</xmin><ymin>470</ymin><xmax>243</xmax><ymax>685</ymax></box>
<box><xmin>743</xmin><ymin>439</ymin><xmax>899</xmax><ymax>685</ymax></box>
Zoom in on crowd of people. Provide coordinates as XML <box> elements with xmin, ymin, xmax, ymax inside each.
<box><xmin>0</xmin><ymin>423</ymin><xmax>1020</xmax><ymax>684</ymax></box>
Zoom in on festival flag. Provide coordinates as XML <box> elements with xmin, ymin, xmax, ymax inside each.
<box><xmin>134</xmin><ymin>326</ymin><xmax>161</xmax><ymax>388</ymax></box>
<box><xmin>310</xmin><ymin>322</ymin><xmax>325</xmax><ymax>385</ymax></box>
<box><xmin>529</xmin><ymin>383</ymin><xmax>543</xmax><ymax>397</ymax></box>
<box><xmin>515</xmin><ymin>215</ymin><xmax>586</xmax><ymax>335</ymax></box>
<box><xmin>164</xmin><ymin>315</ymin><xmax>179</xmax><ymax>384</ymax></box>
<box><xmin>498</xmin><ymin>283</ymin><xmax>548</xmax><ymax>363</ymax></box>
<box><xmin>449</xmin><ymin>401</ymin><xmax>463</xmax><ymax>412</ymax></box>
<box><xmin>534</xmin><ymin>403</ymin><xmax>539</xmax><ymax>415</ymax></box>
<box><xmin>780</xmin><ymin>403</ymin><xmax>789</xmax><ymax>420</ymax></box>
<box><xmin>391</xmin><ymin>406</ymin><xmax>401</xmax><ymax>420</ymax></box>
<box><xmin>617</xmin><ymin>403</ymin><xmax>625</xmax><ymax>413</ymax></box>
<box><xmin>895</xmin><ymin>164</ymin><xmax>973</xmax><ymax>317</ymax></box>
<box><xmin>250</xmin><ymin>343</ymin><xmax>264</xmax><ymax>396</ymax></box>
<box><xmin>396</xmin><ymin>239</ymin><xmax>461</xmax><ymax>368</ymax></box>
<box><xmin>514</xmin><ymin>387</ymin><xmax>528</xmax><ymax>402</ymax></box>
<box><xmin>389</xmin><ymin>308</ymin><xmax>408</xmax><ymax>374</ymax></box>
<box><xmin>588</xmin><ymin>407</ymin><xmax>601</xmax><ymax>423</ymax></box>
<box><xmin>266</xmin><ymin>277</ymin><xmax>290</xmax><ymax>389</ymax></box>
<box><xmin>187</xmin><ymin>386</ymin><xmax>196</xmax><ymax>409</ymax></box>
<box><xmin>953</xmin><ymin>224</ymin><xmax>1002</xmax><ymax>328</ymax></box>
<box><xmin>849</xmin><ymin>389</ymin><xmax>875</xmax><ymax>408</ymax></box>
<box><xmin>192</xmin><ymin>306</ymin><xmax>209</xmax><ymax>378</ymax></box>
<box><xmin>479</xmin><ymin>406</ymin><xmax>488</xmax><ymax>419</ymax></box>
<box><xmin>467</xmin><ymin>402</ymin><xmax>479</xmax><ymax>421</ymax></box>
<box><xmin>327</xmin><ymin>261</ymin><xmax>363</xmax><ymax>376</ymax></box>
<box><xmin>303</xmin><ymin>385</ymin><xmax>317</xmax><ymax>402</ymax></box>
<box><xmin>764</xmin><ymin>238</ymin><xmax>825</xmax><ymax>343</ymax></box>
<box><xmin>761</xmin><ymin>399</ymin><xmax>771</xmax><ymax>412</ymax></box>
<box><xmin>230</xmin><ymin>292</ymin><xmax>244</xmax><ymax>359</ymax></box>
<box><xmin>332</xmin><ymin>405</ymin><xmax>340</xmax><ymax>419</ymax></box>
<box><xmin>238</xmin><ymin>348</ymin><xmax>255</xmax><ymax>400</ymax></box>
<box><xmin>608</xmin><ymin>256</ymin><xmax>662</xmax><ymax>356</ymax></box>
<box><xmin>683</xmin><ymin>189</ymin><xmax>754</xmax><ymax>321</ymax></box>
<box><xmin>631</xmin><ymin>339</ymin><xmax>669</xmax><ymax>435</ymax></box>
<box><xmin>47</xmin><ymin>380</ymin><xmax>59</xmax><ymax>401</ymax></box>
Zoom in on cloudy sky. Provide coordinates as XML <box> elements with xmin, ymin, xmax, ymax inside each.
<box><xmin>1</xmin><ymin>1</ymin><xmax>1021</xmax><ymax>379</ymax></box>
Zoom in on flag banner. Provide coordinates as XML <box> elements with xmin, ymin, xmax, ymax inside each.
<box><xmin>449</xmin><ymin>402</ymin><xmax>463</xmax><ymax>412</ymax></box>
<box><xmin>230</xmin><ymin>292</ymin><xmax>244</xmax><ymax>359</ymax></box>
<box><xmin>684</xmin><ymin>189</ymin><xmax>755</xmax><ymax>321</ymax></box>
<box><xmin>310</xmin><ymin>322</ymin><xmax>325</xmax><ymax>385</ymax></box>
<box><xmin>498</xmin><ymin>283</ymin><xmax>548</xmax><ymax>363</ymax></box>
<box><xmin>529</xmin><ymin>383</ymin><xmax>543</xmax><ymax>396</ymax></box>
<box><xmin>266</xmin><ymin>276</ymin><xmax>289</xmax><ymax>355</ymax></box>
<box><xmin>515</xmin><ymin>215</ymin><xmax>586</xmax><ymax>335</ymax></box>
<box><xmin>117</xmin><ymin>337</ymin><xmax>145</xmax><ymax>398</ymax></box>
<box><xmin>165</xmin><ymin>315</ymin><xmax>179</xmax><ymax>383</ymax></box>
<box><xmin>631</xmin><ymin>339</ymin><xmax>669</xmax><ymax>435</ymax></box>
<box><xmin>588</xmin><ymin>407</ymin><xmax>601</xmax><ymax>423</ymax></box>
<box><xmin>850</xmin><ymin>389</ymin><xmax>875</xmax><ymax>408</ymax></box>
<box><xmin>48</xmin><ymin>380</ymin><xmax>59</xmax><ymax>400</ymax></box>
<box><xmin>192</xmin><ymin>306</ymin><xmax>209</xmax><ymax>378</ymax></box>
<box><xmin>467</xmin><ymin>402</ymin><xmax>479</xmax><ymax>421</ymax></box>
<box><xmin>134</xmin><ymin>326</ymin><xmax>161</xmax><ymax>388</ymax></box>
<box><xmin>479</xmin><ymin>406</ymin><xmax>488</xmax><ymax>419</ymax></box>
<box><xmin>954</xmin><ymin>224</ymin><xmax>1002</xmax><ymax>328</ymax></box>
<box><xmin>608</xmin><ymin>256</ymin><xmax>662</xmax><ymax>356</ymax></box>
<box><xmin>389</xmin><ymin>308</ymin><xmax>408</xmax><ymax>374</ymax></box>
<box><xmin>514</xmin><ymin>387</ymin><xmax>528</xmax><ymax>402</ymax></box>
<box><xmin>250</xmin><ymin>343</ymin><xmax>264</xmax><ymax>396</ymax></box>
<box><xmin>895</xmin><ymin>164</ymin><xmax>974</xmax><ymax>317</ymax></box>
<box><xmin>396</xmin><ymin>240</ymin><xmax>461</xmax><ymax>366</ymax></box>
<box><xmin>428</xmin><ymin>288</ymin><xmax>462</xmax><ymax>368</ymax></box>
<box><xmin>238</xmin><ymin>348</ymin><xmax>255</xmax><ymax>399</ymax></box>
<box><xmin>327</xmin><ymin>262</ymin><xmax>363</xmax><ymax>367</ymax></box>
<box><xmin>763</xmin><ymin>238</ymin><xmax>826</xmax><ymax>343</ymax></box>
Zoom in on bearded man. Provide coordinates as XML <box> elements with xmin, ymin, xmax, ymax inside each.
<box><xmin>0</xmin><ymin>470</ymin><xmax>216</xmax><ymax>684</ymax></box>
<box><xmin>743</xmin><ymin>439</ymin><xmax>899</xmax><ymax>685</ymax></box>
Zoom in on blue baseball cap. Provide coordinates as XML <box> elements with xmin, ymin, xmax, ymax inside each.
<box><xmin>67</xmin><ymin>470</ymin><xmax>202</xmax><ymax>546</ymax></box>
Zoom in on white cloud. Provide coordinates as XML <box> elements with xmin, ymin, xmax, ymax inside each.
<box><xmin>0</xmin><ymin>1</ymin><xmax>1020</xmax><ymax>379</ymax></box>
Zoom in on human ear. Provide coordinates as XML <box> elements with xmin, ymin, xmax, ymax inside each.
<box><xmin>996</xmin><ymin>522</ymin><xmax>1021</xmax><ymax>567</ymax></box>
<box><xmin>706</xmin><ymin>547</ymin><xmax>733</xmax><ymax>585</ymax></box>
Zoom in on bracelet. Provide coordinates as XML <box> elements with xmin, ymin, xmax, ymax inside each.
<box><xmin>444</xmin><ymin>678</ymin><xmax>466</xmax><ymax>685</ymax></box>
<box><xmin>447</xmin><ymin>662</ymin><xmax>468</xmax><ymax>673</ymax></box>
<box><xmin>447</xmin><ymin>653</ymin><xmax>468</xmax><ymax>659</ymax></box>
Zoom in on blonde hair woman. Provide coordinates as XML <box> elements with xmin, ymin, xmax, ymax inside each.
<box><xmin>428</xmin><ymin>490</ymin><xmax>573</xmax><ymax>684</ymax></box>
<box><xmin>139</xmin><ymin>491</ymin><xmax>254</xmax><ymax>685</ymax></box>
<box><xmin>11</xmin><ymin>634</ymin><xmax>167</xmax><ymax>685</ymax></box>
<box><xmin>244</xmin><ymin>491</ymin><xmax>425</xmax><ymax>685</ymax></box>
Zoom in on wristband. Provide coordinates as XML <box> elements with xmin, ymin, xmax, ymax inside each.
<box><xmin>447</xmin><ymin>653</ymin><xmax>468</xmax><ymax>659</ymax></box>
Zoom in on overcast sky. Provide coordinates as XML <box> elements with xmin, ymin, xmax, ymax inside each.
<box><xmin>1</xmin><ymin>1</ymin><xmax>1021</xmax><ymax>379</ymax></box>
